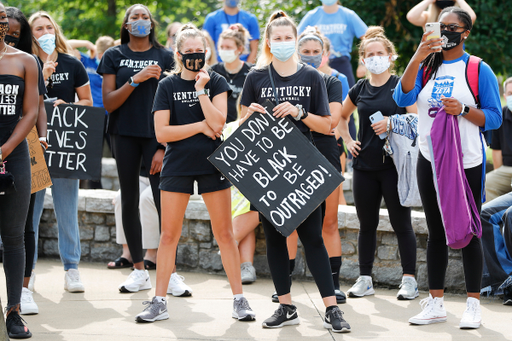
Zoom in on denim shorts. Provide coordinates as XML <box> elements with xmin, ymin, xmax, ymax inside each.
<box><xmin>159</xmin><ymin>173</ymin><xmax>231</xmax><ymax>194</ymax></box>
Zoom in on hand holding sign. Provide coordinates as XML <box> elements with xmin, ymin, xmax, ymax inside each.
<box><xmin>209</xmin><ymin>99</ymin><xmax>344</xmax><ymax>236</ymax></box>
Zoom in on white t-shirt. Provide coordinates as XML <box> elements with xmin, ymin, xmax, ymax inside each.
<box><xmin>417</xmin><ymin>58</ymin><xmax>482</xmax><ymax>168</ymax></box>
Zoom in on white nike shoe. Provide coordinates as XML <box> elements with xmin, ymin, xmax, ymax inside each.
<box><xmin>119</xmin><ymin>269</ymin><xmax>152</xmax><ymax>293</ymax></box>
<box><xmin>347</xmin><ymin>276</ymin><xmax>375</xmax><ymax>297</ymax></box>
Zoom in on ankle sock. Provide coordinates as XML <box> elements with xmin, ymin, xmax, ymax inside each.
<box><xmin>155</xmin><ymin>296</ymin><xmax>166</xmax><ymax>303</ymax></box>
<box><xmin>234</xmin><ymin>294</ymin><xmax>244</xmax><ymax>301</ymax></box>
<box><xmin>326</xmin><ymin>305</ymin><xmax>337</xmax><ymax>312</ymax></box>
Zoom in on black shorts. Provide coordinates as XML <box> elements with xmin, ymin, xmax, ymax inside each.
<box><xmin>159</xmin><ymin>173</ymin><xmax>231</xmax><ymax>194</ymax></box>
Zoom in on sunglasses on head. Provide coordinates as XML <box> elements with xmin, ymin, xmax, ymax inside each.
<box><xmin>440</xmin><ymin>23</ymin><xmax>466</xmax><ymax>32</ymax></box>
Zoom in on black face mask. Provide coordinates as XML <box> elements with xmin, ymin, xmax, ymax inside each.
<box><xmin>0</xmin><ymin>22</ymin><xmax>9</xmax><ymax>41</ymax></box>
<box><xmin>180</xmin><ymin>52</ymin><xmax>206</xmax><ymax>72</ymax></box>
<box><xmin>441</xmin><ymin>30</ymin><xmax>464</xmax><ymax>50</ymax></box>
<box><xmin>436</xmin><ymin>0</ymin><xmax>455</xmax><ymax>9</ymax></box>
<box><xmin>4</xmin><ymin>35</ymin><xmax>19</xmax><ymax>48</ymax></box>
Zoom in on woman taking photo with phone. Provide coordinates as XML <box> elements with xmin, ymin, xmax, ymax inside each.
<box><xmin>393</xmin><ymin>7</ymin><xmax>501</xmax><ymax>328</ymax></box>
<box><xmin>240</xmin><ymin>11</ymin><xmax>350</xmax><ymax>332</ymax></box>
<box><xmin>135</xmin><ymin>24</ymin><xmax>256</xmax><ymax>323</ymax></box>
<box><xmin>0</xmin><ymin>2</ymin><xmax>39</xmax><ymax>337</ymax></box>
<box><xmin>98</xmin><ymin>4</ymin><xmax>174</xmax><ymax>293</ymax></box>
<box><xmin>338</xmin><ymin>26</ymin><xmax>418</xmax><ymax>301</ymax></box>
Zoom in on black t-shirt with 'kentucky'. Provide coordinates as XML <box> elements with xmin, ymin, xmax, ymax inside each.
<box><xmin>97</xmin><ymin>44</ymin><xmax>174</xmax><ymax>138</ymax></box>
<box><xmin>152</xmin><ymin>70</ymin><xmax>231</xmax><ymax>177</ymax></box>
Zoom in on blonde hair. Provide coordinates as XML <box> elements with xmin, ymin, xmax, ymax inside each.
<box><xmin>29</xmin><ymin>11</ymin><xmax>73</xmax><ymax>57</ymax></box>
<box><xmin>219</xmin><ymin>23</ymin><xmax>250</xmax><ymax>53</ymax></box>
<box><xmin>165</xmin><ymin>22</ymin><xmax>183</xmax><ymax>48</ymax></box>
<box><xmin>202</xmin><ymin>30</ymin><xmax>217</xmax><ymax>66</ymax></box>
<box><xmin>171</xmin><ymin>24</ymin><xmax>208</xmax><ymax>74</ymax></box>
<box><xmin>358</xmin><ymin>26</ymin><xmax>398</xmax><ymax>77</ymax></box>
<box><xmin>256</xmin><ymin>10</ymin><xmax>298</xmax><ymax>69</ymax></box>
<box><xmin>95</xmin><ymin>36</ymin><xmax>115</xmax><ymax>55</ymax></box>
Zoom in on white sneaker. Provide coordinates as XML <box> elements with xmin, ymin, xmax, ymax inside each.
<box><xmin>347</xmin><ymin>276</ymin><xmax>375</xmax><ymax>297</ymax></box>
<box><xmin>20</xmin><ymin>287</ymin><xmax>39</xmax><ymax>315</ymax></box>
<box><xmin>64</xmin><ymin>269</ymin><xmax>85</xmax><ymax>293</ymax></box>
<box><xmin>397</xmin><ymin>276</ymin><xmax>419</xmax><ymax>300</ymax></box>
<box><xmin>409</xmin><ymin>294</ymin><xmax>447</xmax><ymax>325</ymax></box>
<box><xmin>241</xmin><ymin>262</ymin><xmax>257</xmax><ymax>284</ymax></box>
<box><xmin>167</xmin><ymin>273</ymin><xmax>192</xmax><ymax>297</ymax></box>
<box><xmin>28</xmin><ymin>271</ymin><xmax>35</xmax><ymax>292</ymax></box>
<box><xmin>119</xmin><ymin>269</ymin><xmax>152</xmax><ymax>293</ymax></box>
<box><xmin>459</xmin><ymin>297</ymin><xmax>481</xmax><ymax>329</ymax></box>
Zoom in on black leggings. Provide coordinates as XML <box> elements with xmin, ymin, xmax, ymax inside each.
<box><xmin>24</xmin><ymin>193</ymin><xmax>36</xmax><ymax>278</ymax></box>
<box><xmin>417</xmin><ymin>153</ymin><xmax>483</xmax><ymax>293</ymax></box>
<box><xmin>261</xmin><ymin>204</ymin><xmax>335</xmax><ymax>298</ymax></box>
<box><xmin>111</xmin><ymin>134</ymin><xmax>161</xmax><ymax>264</ymax></box>
<box><xmin>352</xmin><ymin>167</ymin><xmax>416</xmax><ymax>276</ymax></box>
<box><xmin>0</xmin><ymin>140</ymin><xmax>30</xmax><ymax>308</ymax></box>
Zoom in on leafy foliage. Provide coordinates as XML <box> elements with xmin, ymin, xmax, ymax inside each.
<box><xmin>13</xmin><ymin>0</ymin><xmax>512</xmax><ymax>76</ymax></box>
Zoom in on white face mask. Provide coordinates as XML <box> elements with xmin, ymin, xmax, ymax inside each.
<box><xmin>205</xmin><ymin>49</ymin><xmax>212</xmax><ymax>61</ymax></box>
<box><xmin>364</xmin><ymin>55</ymin><xmax>391</xmax><ymax>75</ymax></box>
<box><xmin>219</xmin><ymin>49</ymin><xmax>237</xmax><ymax>63</ymax></box>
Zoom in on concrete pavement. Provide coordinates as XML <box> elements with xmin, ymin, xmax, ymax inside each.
<box><xmin>2</xmin><ymin>259</ymin><xmax>512</xmax><ymax>341</ymax></box>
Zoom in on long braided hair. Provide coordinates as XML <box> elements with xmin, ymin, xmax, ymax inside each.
<box><xmin>422</xmin><ymin>7</ymin><xmax>473</xmax><ymax>82</ymax></box>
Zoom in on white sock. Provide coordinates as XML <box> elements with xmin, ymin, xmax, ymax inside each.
<box><xmin>134</xmin><ymin>268</ymin><xmax>145</xmax><ymax>273</ymax></box>
<box><xmin>155</xmin><ymin>296</ymin><xmax>166</xmax><ymax>304</ymax></box>
<box><xmin>234</xmin><ymin>294</ymin><xmax>244</xmax><ymax>301</ymax></box>
<box><xmin>361</xmin><ymin>275</ymin><xmax>372</xmax><ymax>281</ymax></box>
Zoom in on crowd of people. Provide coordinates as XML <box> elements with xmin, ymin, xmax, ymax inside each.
<box><xmin>0</xmin><ymin>0</ymin><xmax>509</xmax><ymax>339</ymax></box>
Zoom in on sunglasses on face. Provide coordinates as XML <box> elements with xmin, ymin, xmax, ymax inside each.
<box><xmin>440</xmin><ymin>23</ymin><xmax>466</xmax><ymax>32</ymax></box>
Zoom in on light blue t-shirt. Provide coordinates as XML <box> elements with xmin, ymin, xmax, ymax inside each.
<box><xmin>298</xmin><ymin>6</ymin><xmax>367</xmax><ymax>60</ymax></box>
<box><xmin>331</xmin><ymin>70</ymin><xmax>349</xmax><ymax>100</ymax></box>
<box><xmin>203</xmin><ymin>8</ymin><xmax>260</xmax><ymax>62</ymax></box>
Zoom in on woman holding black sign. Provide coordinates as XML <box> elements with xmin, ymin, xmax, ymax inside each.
<box><xmin>29</xmin><ymin>11</ymin><xmax>92</xmax><ymax>294</ymax></box>
<box><xmin>98</xmin><ymin>4</ymin><xmax>173</xmax><ymax>293</ymax></box>
<box><xmin>240</xmin><ymin>11</ymin><xmax>350</xmax><ymax>332</ymax></box>
<box><xmin>134</xmin><ymin>24</ymin><xmax>256</xmax><ymax>323</ymax></box>
<box><xmin>0</xmin><ymin>2</ymin><xmax>39</xmax><ymax>337</ymax></box>
<box><xmin>338</xmin><ymin>26</ymin><xmax>418</xmax><ymax>301</ymax></box>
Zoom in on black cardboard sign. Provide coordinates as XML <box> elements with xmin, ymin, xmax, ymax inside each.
<box><xmin>209</xmin><ymin>100</ymin><xmax>344</xmax><ymax>236</ymax></box>
<box><xmin>44</xmin><ymin>103</ymin><xmax>105</xmax><ymax>181</ymax></box>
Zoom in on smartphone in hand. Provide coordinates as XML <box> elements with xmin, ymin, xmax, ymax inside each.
<box><xmin>369</xmin><ymin>111</ymin><xmax>388</xmax><ymax>139</ymax></box>
<box><xmin>425</xmin><ymin>22</ymin><xmax>442</xmax><ymax>51</ymax></box>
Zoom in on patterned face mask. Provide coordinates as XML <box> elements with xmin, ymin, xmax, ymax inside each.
<box><xmin>363</xmin><ymin>55</ymin><xmax>391</xmax><ymax>75</ymax></box>
<box><xmin>0</xmin><ymin>22</ymin><xmax>9</xmax><ymax>41</ymax></box>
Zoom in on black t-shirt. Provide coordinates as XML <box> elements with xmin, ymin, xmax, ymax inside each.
<box><xmin>240</xmin><ymin>63</ymin><xmax>330</xmax><ymax>135</ymax></box>
<box><xmin>152</xmin><ymin>70</ymin><xmax>231</xmax><ymax>176</ymax></box>
<box><xmin>39</xmin><ymin>53</ymin><xmax>89</xmax><ymax>103</ymax></box>
<box><xmin>491</xmin><ymin>106</ymin><xmax>512</xmax><ymax>166</ymax></box>
<box><xmin>348</xmin><ymin>75</ymin><xmax>406</xmax><ymax>171</ymax></box>
<box><xmin>97</xmin><ymin>44</ymin><xmax>174</xmax><ymax>138</ymax></box>
<box><xmin>211</xmin><ymin>62</ymin><xmax>252</xmax><ymax>123</ymax></box>
<box><xmin>312</xmin><ymin>73</ymin><xmax>343</xmax><ymax>141</ymax></box>
<box><xmin>33</xmin><ymin>55</ymin><xmax>46</xmax><ymax>96</ymax></box>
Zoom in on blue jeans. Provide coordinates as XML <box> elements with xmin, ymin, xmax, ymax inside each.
<box><xmin>33</xmin><ymin>177</ymin><xmax>81</xmax><ymax>270</ymax></box>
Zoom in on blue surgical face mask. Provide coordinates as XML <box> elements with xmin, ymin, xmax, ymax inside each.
<box><xmin>322</xmin><ymin>0</ymin><xmax>338</xmax><ymax>6</ymax></box>
<box><xmin>37</xmin><ymin>33</ymin><xmax>56</xmax><ymax>55</ymax></box>
<box><xmin>506</xmin><ymin>95</ymin><xmax>512</xmax><ymax>111</ymax></box>
<box><xmin>270</xmin><ymin>41</ymin><xmax>296</xmax><ymax>62</ymax></box>
<box><xmin>128</xmin><ymin>19</ymin><xmax>151</xmax><ymax>38</ymax></box>
<box><xmin>300</xmin><ymin>53</ymin><xmax>323</xmax><ymax>69</ymax></box>
<box><xmin>225</xmin><ymin>0</ymin><xmax>241</xmax><ymax>8</ymax></box>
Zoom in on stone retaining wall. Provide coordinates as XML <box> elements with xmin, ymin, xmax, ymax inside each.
<box><xmin>38</xmin><ymin>189</ymin><xmax>465</xmax><ymax>292</ymax></box>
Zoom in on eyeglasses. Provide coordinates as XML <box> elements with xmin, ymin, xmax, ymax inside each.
<box><xmin>440</xmin><ymin>23</ymin><xmax>466</xmax><ymax>32</ymax></box>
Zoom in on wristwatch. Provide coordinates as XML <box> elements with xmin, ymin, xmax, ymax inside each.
<box><xmin>129</xmin><ymin>76</ymin><xmax>139</xmax><ymax>88</ymax></box>
<box><xmin>460</xmin><ymin>103</ymin><xmax>470</xmax><ymax>117</ymax></box>
<box><xmin>196</xmin><ymin>89</ymin><xmax>207</xmax><ymax>97</ymax></box>
<box><xmin>294</xmin><ymin>104</ymin><xmax>308</xmax><ymax>121</ymax></box>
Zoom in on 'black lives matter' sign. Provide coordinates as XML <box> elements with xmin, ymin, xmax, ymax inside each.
<box><xmin>209</xmin><ymin>100</ymin><xmax>344</xmax><ymax>236</ymax></box>
<box><xmin>45</xmin><ymin>103</ymin><xmax>105</xmax><ymax>181</ymax></box>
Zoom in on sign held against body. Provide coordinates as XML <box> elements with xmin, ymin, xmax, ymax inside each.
<box><xmin>209</xmin><ymin>100</ymin><xmax>344</xmax><ymax>237</ymax></box>
<box><xmin>44</xmin><ymin>103</ymin><xmax>105</xmax><ymax>181</ymax></box>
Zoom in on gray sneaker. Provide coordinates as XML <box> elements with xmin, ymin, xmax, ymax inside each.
<box><xmin>232</xmin><ymin>297</ymin><xmax>256</xmax><ymax>321</ymax></box>
<box><xmin>135</xmin><ymin>297</ymin><xmax>169</xmax><ymax>323</ymax></box>
<box><xmin>241</xmin><ymin>262</ymin><xmax>257</xmax><ymax>284</ymax></box>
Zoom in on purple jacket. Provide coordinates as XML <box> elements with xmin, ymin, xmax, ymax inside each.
<box><xmin>427</xmin><ymin>107</ymin><xmax>482</xmax><ymax>249</ymax></box>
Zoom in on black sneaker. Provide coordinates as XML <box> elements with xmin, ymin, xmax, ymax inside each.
<box><xmin>262</xmin><ymin>304</ymin><xmax>300</xmax><ymax>328</ymax></box>
<box><xmin>271</xmin><ymin>292</ymin><xmax>279</xmax><ymax>303</ymax></box>
<box><xmin>503</xmin><ymin>287</ymin><xmax>512</xmax><ymax>306</ymax></box>
<box><xmin>335</xmin><ymin>289</ymin><xmax>347</xmax><ymax>304</ymax></box>
<box><xmin>324</xmin><ymin>306</ymin><xmax>351</xmax><ymax>333</ymax></box>
<box><xmin>6</xmin><ymin>310</ymin><xmax>32</xmax><ymax>339</ymax></box>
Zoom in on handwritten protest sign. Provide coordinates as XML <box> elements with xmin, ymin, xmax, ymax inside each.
<box><xmin>44</xmin><ymin>103</ymin><xmax>105</xmax><ymax>181</ymax></box>
<box><xmin>209</xmin><ymin>100</ymin><xmax>344</xmax><ymax>236</ymax></box>
<box><xmin>27</xmin><ymin>126</ymin><xmax>52</xmax><ymax>193</ymax></box>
